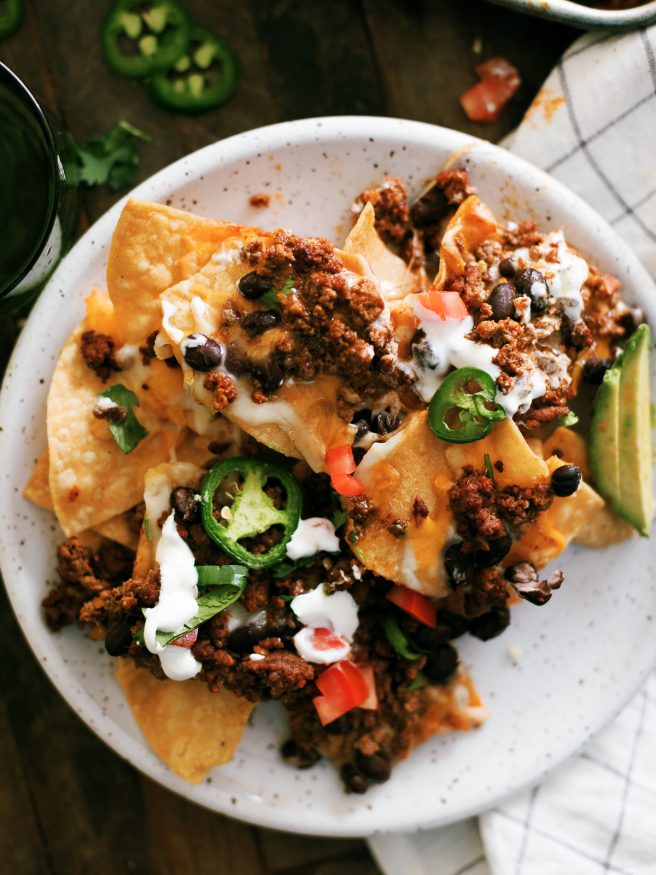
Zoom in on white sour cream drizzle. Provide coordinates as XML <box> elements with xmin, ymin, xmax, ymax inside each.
<box><xmin>286</xmin><ymin>518</ymin><xmax>340</xmax><ymax>561</ymax></box>
<box><xmin>290</xmin><ymin>585</ymin><xmax>359</xmax><ymax>665</ymax></box>
<box><xmin>143</xmin><ymin>512</ymin><xmax>201</xmax><ymax>681</ymax></box>
<box><xmin>411</xmin><ymin>299</ymin><xmax>545</xmax><ymax>418</ymax></box>
<box><xmin>190</xmin><ymin>296</ymin><xmax>216</xmax><ymax>336</ymax></box>
<box><xmin>513</xmin><ymin>231</ymin><xmax>589</xmax><ymax>323</ymax></box>
<box><xmin>162</xmin><ymin>299</ymin><xmax>186</xmax><ymax>344</ymax></box>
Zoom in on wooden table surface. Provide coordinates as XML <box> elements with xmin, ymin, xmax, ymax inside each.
<box><xmin>0</xmin><ymin>2</ymin><xmax>576</xmax><ymax>872</ymax></box>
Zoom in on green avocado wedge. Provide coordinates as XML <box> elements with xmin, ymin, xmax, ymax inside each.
<box><xmin>590</xmin><ymin>323</ymin><xmax>654</xmax><ymax>537</ymax></box>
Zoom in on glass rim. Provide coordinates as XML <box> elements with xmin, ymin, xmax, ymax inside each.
<box><xmin>0</xmin><ymin>62</ymin><xmax>61</xmax><ymax>299</ymax></box>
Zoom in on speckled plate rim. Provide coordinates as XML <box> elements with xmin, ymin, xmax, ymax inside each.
<box><xmin>486</xmin><ymin>0</ymin><xmax>656</xmax><ymax>29</ymax></box>
<box><xmin>1</xmin><ymin>116</ymin><xmax>655</xmax><ymax>837</ymax></box>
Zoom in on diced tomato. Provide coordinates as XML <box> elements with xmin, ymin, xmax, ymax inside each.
<box><xmin>460</xmin><ymin>56</ymin><xmax>521</xmax><ymax>123</ymax></box>
<box><xmin>386</xmin><ymin>584</ymin><xmax>437</xmax><ymax>628</ymax></box>
<box><xmin>311</xmin><ymin>627</ymin><xmax>348</xmax><ymax>651</ymax></box>
<box><xmin>416</xmin><ymin>290</ymin><xmax>468</xmax><ymax>320</ymax></box>
<box><xmin>173</xmin><ymin>628</ymin><xmax>198</xmax><ymax>649</ymax></box>
<box><xmin>358</xmin><ymin>664</ymin><xmax>378</xmax><ymax>711</ymax></box>
<box><xmin>326</xmin><ymin>444</ymin><xmax>356</xmax><ymax>475</ymax></box>
<box><xmin>313</xmin><ymin>659</ymin><xmax>370</xmax><ymax>726</ymax></box>
<box><xmin>331</xmin><ymin>472</ymin><xmax>365</xmax><ymax>497</ymax></box>
<box><xmin>326</xmin><ymin>445</ymin><xmax>365</xmax><ymax>497</ymax></box>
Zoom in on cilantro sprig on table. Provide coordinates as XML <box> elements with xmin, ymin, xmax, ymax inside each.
<box><xmin>69</xmin><ymin>121</ymin><xmax>150</xmax><ymax>192</ymax></box>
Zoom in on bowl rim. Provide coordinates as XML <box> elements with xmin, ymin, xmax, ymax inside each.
<box><xmin>487</xmin><ymin>0</ymin><xmax>656</xmax><ymax>28</ymax></box>
<box><xmin>1</xmin><ymin>115</ymin><xmax>655</xmax><ymax>836</ymax></box>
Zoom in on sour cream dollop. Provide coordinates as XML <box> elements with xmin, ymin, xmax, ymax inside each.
<box><xmin>286</xmin><ymin>517</ymin><xmax>340</xmax><ymax>561</ymax></box>
<box><xmin>143</xmin><ymin>512</ymin><xmax>201</xmax><ymax>681</ymax></box>
<box><xmin>290</xmin><ymin>585</ymin><xmax>359</xmax><ymax>665</ymax></box>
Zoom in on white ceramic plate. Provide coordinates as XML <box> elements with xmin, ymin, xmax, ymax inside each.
<box><xmin>1</xmin><ymin>117</ymin><xmax>655</xmax><ymax>837</ymax></box>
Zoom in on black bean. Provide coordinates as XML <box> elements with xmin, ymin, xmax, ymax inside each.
<box><xmin>372</xmin><ymin>411</ymin><xmax>400</xmax><ymax>434</ymax></box>
<box><xmin>241</xmin><ymin>309</ymin><xmax>281</xmax><ymax>336</ymax></box>
<box><xmin>353</xmin><ymin>446</ymin><xmax>367</xmax><ymax>465</ymax></box>
<box><xmin>104</xmin><ymin>620</ymin><xmax>133</xmax><ymax>657</ymax></box>
<box><xmin>444</xmin><ymin>541</ymin><xmax>475</xmax><ymax>589</ymax></box>
<box><xmin>224</xmin><ymin>343</ymin><xmax>246</xmax><ymax>376</ymax></box>
<box><xmin>582</xmin><ymin>357</ymin><xmax>612</xmax><ymax>385</ymax></box>
<box><xmin>488</xmin><ymin>283</ymin><xmax>516</xmax><ymax>321</ymax></box>
<box><xmin>468</xmin><ymin>607</ymin><xmax>510</xmax><ymax>641</ymax></box>
<box><xmin>356</xmin><ymin>752</ymin><xmax>391</xmax><ymax>783</ymax></box>
<box><xmin>437</xmin><ymin>610</ymin><xmax>469</xmax><ymax>640</ymax></box>
<box><xmin>551</xmin><ymin>464</ymin><xmax>581</xmax><ymax>497</ymax></box>
<box><xmin>410</xmin><ymin>185</ymin><xmax>449</xmax><ymax>228</ymax></box>
<box><xmin>515</xmin><ymin>267</ymin><xmax>548</xmax><ymax>314</ymax></box>
<box><xmin>413</xmin><ymin>334</ymin><xmax>440</xmax><ymax>370</ymax></box>
<box><xmin>227</xmin><ymin>623</ymin><xmax>269</xmax><ymax>653</ymax></box>
<box><xmin>340</xmin><ymin>763</ymin><xmax>369</xmax><ymax>794</ymax></box>
<box><xmin>237</xmin><ymin>271</ymin><xmax>272</xmax><ymax>300</ymax></box>
<box><xmin>498</xmin><ymin>257</ymin><xmax>516</xmax><ymax>278</ymax></box>
<box><xmin>181</xmin><ymin>334</ymin><xmax>224</xmax><ymax>371</ymax></box>
<box><xmin>280</xmin><ymin>739</ymin><xmax>321</xmax><ymax>769</ymax></box>
<box><xmin>249</xmin><ymin>357</ymin><xmax>283</xmax><ymax>394</ymax></box>
<box><xmin>352</xmin><ymin>409</ymin><xmax>371</xmax><ymax>440</ymax></box>
<box><xmin>473</xmin><ymin>535</ymin><xmax>512</xmax><ymax>568</ymax></box>
<box><xmin>171</xmin><ymin>487</ymin><xmax>200</xmax><ymax>523</ymax></box>
<box><xmin>411</xmin><ymin>624</ymin><xmax>446</xmax><ymax>651</ymax></box>
<box><xmin>324</xmin><ymin>714</ymin><xmax>352</xmax><ymax>735</ymax></box>
<box><xmin>423</xmin><ymin>642</ymin><xmax>459</xmax><ymax>684</ymax></box>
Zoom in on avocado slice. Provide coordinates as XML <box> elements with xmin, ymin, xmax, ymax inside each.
<box><xmin>590</xmin><ymin>323</ymin><xmax>654</xmax><ymax>536</ymax></box>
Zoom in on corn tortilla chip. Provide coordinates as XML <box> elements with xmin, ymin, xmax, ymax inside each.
<box><xmin>23</xmin><ymin>447</ymin><xmax>53</xmax><ymax>510</ymax></box>
<box><xmin>107</xmin><ymin>200</ymin><xmax>240</xmax><ymax>345</ymax></box>
<box><xmin>115</xmin><ymin>660</ymin><xmax>254</xmax><ymax>784</ymax></box>
<box><xmin>47</xmin><ymin>325</ymin><xmax>172</xmax><ymax>536</ymax></box>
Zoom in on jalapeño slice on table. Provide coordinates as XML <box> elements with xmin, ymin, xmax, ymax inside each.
<box><xmin>146</xmin><ymin>24</ymin><xmax>238</xmax><ymax>113</ymax></box>
<box><xmin>0</xmin><ymin>0</ymin><xmax>24</xmax><ymax>40</ymax></box>
<box><xmin>101</xmin><ymin>0</ymin><xmax>191</xmax><ymax>78</ymax></box>
<box><xmin>428</xmin><ymin>366</ymin><xmax>505</xmax><ymax>444</ymax></box>
<box><xmin>200</xmin><ymin>457</ymin><xmax>302</xmax><ymax>569</ymax></box>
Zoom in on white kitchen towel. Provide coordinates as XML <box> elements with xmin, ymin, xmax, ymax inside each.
<box><xmin>369</xmin><ymin>26</ymin><xmax>656</xmax><ymax>875</ymax></box>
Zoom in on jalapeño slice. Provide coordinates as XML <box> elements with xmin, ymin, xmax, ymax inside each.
<box><xmin>0</xmin><ymin>0</ymin><xmax>23</xmax><ymax>40</ymax></box>
<box><xmin>200</xmin><ymin>457</ymin><xmax>302</xmax><ymax>569</ymax></box>
<box><xmin>428</xmin><ymin>366</ymin><xmax>505</xmax><ymax>444</ymax></box>
<box><xmin>101</xmin><ymin>0</ymin><xmax>191</xmax><ymax>78</ymax></box>
<box><xmin>146</xmin><ymin>25</ymin><xmax>238</xmax><ymax>114</ymax></box>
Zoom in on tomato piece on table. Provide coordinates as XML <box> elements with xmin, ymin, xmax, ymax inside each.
<box><xmin>313</xmin><ymin>659</ymin><xmax>371</xmax><ymax>725</ymax></box>
<box><xmin>386</xmin><ymin>584</ymin><xmax>437</xmax><ymax>628</ymax></box>
<box><xmin>416</xmin><ymin>290</ymin><xmax>468</xmax><ymax>320</ymax></box>
<box><xmin>460</xmin><ymin>56</ymin><xmax>521</xmax><ymax>123</ymax></box>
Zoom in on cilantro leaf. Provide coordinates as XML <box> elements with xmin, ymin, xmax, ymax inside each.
<box><xmin>271</xmin><ymin>553</ymin><xmax>318</xmax><ymax>579</ymax></box>
<box><xmin>73</xmin><ymin>121</ymin><xmax>150</xmax><ymax>192</ymax></box>
<box><xmin>156</xmin><ymin>582</ymin><xmax>246</xmax><ymax>648</ymax></box>
<box><xmin>196</xmin><ymin>564</ymin><xmax>249</xmax><ymax>589</ymax></box>
<box><xmin>559</xmin><ymin>410</ymin><xmax>579</xmax><ymax>427</ymax></box>
<box><xmin>96</xmin><ymin>383</ymin><xmax>148</xmax><ymax>454</ymax></box>
<box><xmin>259</xmin><ymin>277</ymin><xmax>296</xmax><ymax>309</ymax></box>
<box><xmin>331</xmin><ymin>505</ymin><xmax>348</xmax><ymax>530</ymax></box>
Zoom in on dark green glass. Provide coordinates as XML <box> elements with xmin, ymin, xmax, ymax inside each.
<box><xmin>0</xmin><ymin>63</ymin><xmax>77</xmax><ymax>313</ymax></box>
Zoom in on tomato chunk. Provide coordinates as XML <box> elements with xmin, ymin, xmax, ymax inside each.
<box><xmin>172</xmin><ymin>628</ymin><xmax>198</xmax><ymax>649</ymax></box>
<box><xmin>326</xmin><ymin>445</ymin><xmax>365</xmax><ymax>496</ymax></box>
<box><xmin>313</xmin><ymin>659</ymin><xmax>371</xmax><ymax>725</ymax></box>
<box><xmin>386</xmin><ymin>584</ymin><xmax>437</xmax><ymax>628</ymax></box>
<box><xmin>460</xmin><ymin>56</ymin><xmax>521</xmax><ymax>123</ymax></box>
<box><xmin>311</xmin><ymin>627</ymin><xmax>348</xmax><ymax>651</ymax></box>
<box><xmin>416</xmin><ymin>290</ymin><xmax>468</xmax><ymax>320</ymax></box>
<box><xmin>358</xmin><ymin>664</ymin><xmax>378</xmax><ymax>711</ymax></box>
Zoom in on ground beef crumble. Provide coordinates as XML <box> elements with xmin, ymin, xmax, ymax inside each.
<box><xmin>80</xmin><ymin>330</ymin><xmax>120</xmax><ymax>382</ymax></box>
<box><xmin>203</xmin><ymin>371</ymin><xmax>238</xmax><ymax>411</ymax></box>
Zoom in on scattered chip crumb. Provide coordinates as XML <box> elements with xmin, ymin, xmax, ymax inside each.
<box><xmin>249</xmin><ymin>193</ymin><xmax>270</xmax><ymax>208</ymax></box>
<box><xmin>472</xmin><ymin>36</ymin><xmax>483</xmax><ymax>55</ymax></box>
<box><xmin>507</xmin><ymin>644</ymin><xmax>523</xmax><ymax>664</ymax></box>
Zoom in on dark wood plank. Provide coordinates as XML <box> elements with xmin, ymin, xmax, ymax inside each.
<box><xmin>0</xmin><ymin>588</ymin><xmax>154</xmax><ymax>875</ymax></box>
<box><xmin>142</xmin><ymin>778</ymin><xmax>267</xmax><ymax>875</ymax></box>
<box><xmin>362</xmin><ymin>0</ymin><xmax>576</xmax><ymax>141</ymax></box>
<box><xmin>259</xmin><ymin>828</ymin><xmax>367</xmax><ymax>872</ymax></box>
<box><xmin>249</xmin><ymin>0</ymin><xmax>386</xmax><ymax>119</ymax></box>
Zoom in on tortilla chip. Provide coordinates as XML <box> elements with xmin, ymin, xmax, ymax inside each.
<box><xmin>574</xmin><ymin>504</ymin><xmax>635</xmax><ymax>548</ymax></box>
<box><xmin>107</xmin><ymin>200</ymin><xmax>240</xmax><ymax>346</ymax></box>
<box><xmin>434</xmin><ymin>195</ymin><xmax>498</xmax><ymax>287</ymax></box>
<box><xmin>23</xmin><ymin>448</ymin><xmax>53</xmax><ymax>510</ymax></box>
<box><xmin>159</xmin><ymin>235</ymin><xmax>355</xmax><ymax>471</ymax></box>
<box><xmin>413</xmin><ymin>667</ymin><xmax>487</xmax><ymax>746</ymax></box>
<box><xmin>115</xmin><ymin>660</ymin><xmax>253</xmax><ymax>784</ymax></box>
<box><xmin>47</xmin><ymin>325</ymin><xmax>171</xmax><ymax>536</ymax></box>
<box><xmin>344</xmin><ymin>203</ymin><xmax>420</xmax><ymax>300</ymax></box>
<box><xmin>92</xmin><ymin>514</ymin><xmax>139</xmax><ymax>551</ymax></box>
<box><xmin>349</xmin><ymin>411</ymin><xmax>454</xmax><ymax>598</ymax></box>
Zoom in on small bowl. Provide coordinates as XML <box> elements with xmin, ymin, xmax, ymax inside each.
<box><xmin>486</xmin><ymin>0</ymin><xmax>656</xmax><ymax>29</ymax></box>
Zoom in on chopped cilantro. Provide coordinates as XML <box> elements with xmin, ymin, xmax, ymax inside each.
<box><xmin>71</xmin><ymin>121</ymin><xmax>150</xmax><ymax>192</ymax></box>
<box><xmin>272</xmin><ymin>553</ymin><xmax>317</xmax><ymax>579</ymax></box>
<box><xmin>259</xmin><ymin>277</ymin><xmax>296</xmax><ymax>309</ymax></box>
<box><xmin>96</xmin><ymin>384</ymin><xmax>148</xmax><ymax>454</ymax></box>
<box><xmin>143</xmin><ymin>517</ymin><xmax>152</xmax><ymax>541</ymax></box>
